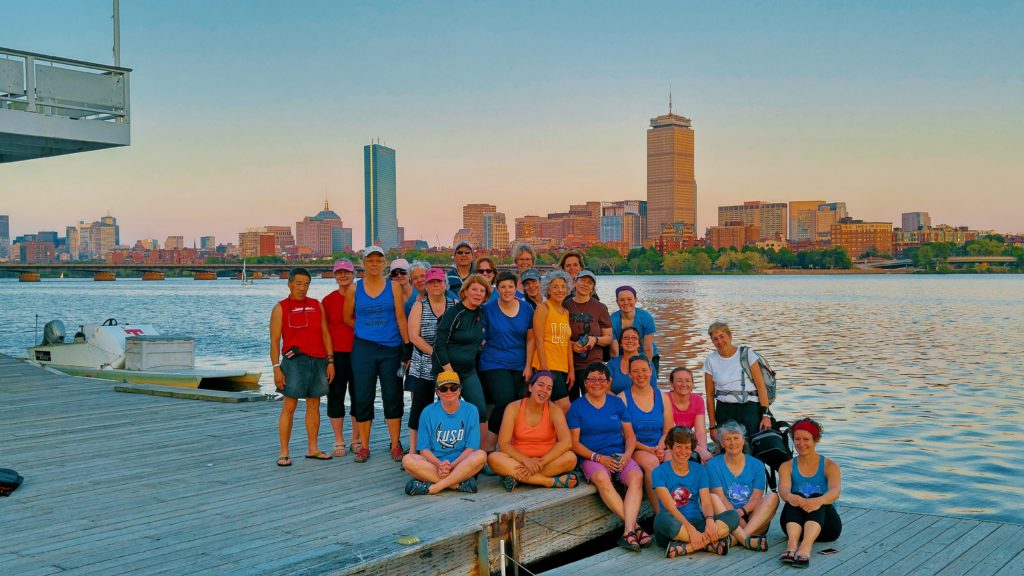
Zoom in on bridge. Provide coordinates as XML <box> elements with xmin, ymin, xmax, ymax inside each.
<box><xmin>854</xmin><ymin>258</ymin><xmax>915</xmax><ymax>269</ymax></box>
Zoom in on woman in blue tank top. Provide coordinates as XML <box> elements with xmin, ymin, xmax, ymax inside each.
<box><xmin>343</xmin><ymin>246</ymin><xmax>410</xmax><ymax>464</ymax></box>
<box><xmin>618</xmin><ymin>355</ymin><xmax>672</xmax><ymax>514</ymax></box>
<box><xmin>777</xmin><ymin>418</ymin><xmax>843</xmax><ymax>568</ymax></box>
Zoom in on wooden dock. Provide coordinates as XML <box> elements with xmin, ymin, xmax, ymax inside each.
<box><xmin>540</xmin><ymin>498</ymin><xmax>1024</xmax><ymax>575</ymax></box>
<box><xmin>0</xmin><ymin>354</ymin><xmax>621</xmax><ymax>575</ymax></box>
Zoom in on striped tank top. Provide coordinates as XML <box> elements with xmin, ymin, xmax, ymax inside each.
<box><xmin>410</xmin><ymin>297</ymin><xmax>452</xmax><ymax>379</ymax></box>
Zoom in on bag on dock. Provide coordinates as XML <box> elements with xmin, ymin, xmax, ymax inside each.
<box><xmin>0</xmin><ymin>468</ymin><xmax>24</xmax><ymax>496</ymax></box>
<box><xmin>750</xmin><ymin>421</ymin><xmax>791</xmax><ymax>492</ymax></box>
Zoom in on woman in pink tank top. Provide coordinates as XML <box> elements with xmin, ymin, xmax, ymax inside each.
<box><xmin>488</xmin><ymin>371</ymin><xmax>579</xmax><ymax>492</ymax></box>
<box><xmin>664</xmin><ymin>367</ymin><xmax>713</xmax><ymax>462</ymax></box>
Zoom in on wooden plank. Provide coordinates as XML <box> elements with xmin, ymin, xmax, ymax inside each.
<box><xmin>941</xmin><ymin>523</ymin><xmax>1024</xmax><ymax>576</ymax></box>
<box><xmin>113</xmin><ymin>382</ymin><xmax>269</xmax><ymax>402</ymax></box>
<box><xmin>906</xmin><ymin>521</ymin><xmax>1000</xmax><ymax>575</ymax></box>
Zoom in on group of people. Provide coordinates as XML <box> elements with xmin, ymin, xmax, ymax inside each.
<box><xmin>268</xmin><ymin>242</ymin><xmax>843</xmax><ymax>565</ymax></box>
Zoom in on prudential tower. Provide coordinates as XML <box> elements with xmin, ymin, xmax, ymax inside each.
<box><xmin>646</xmin><ymin>98</ymin><xmax>696</xmax><ymax>239</ymax></box>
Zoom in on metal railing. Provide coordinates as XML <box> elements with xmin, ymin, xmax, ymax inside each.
<box><xmin>0</xmin><ymin>46</ymin><xmax>130</xmax><ymax>123</ymax></box>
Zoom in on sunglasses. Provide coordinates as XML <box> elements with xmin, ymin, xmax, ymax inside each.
<box><xmin>437</xmin><ymin>384</ymin><xmax>461</xmax><ymax>393</ymax></box>
<box><xmin>455</xmin><ymin>250</ymin><xmax>472</xmax><ymax>255</ymax></box>
<box><xmin>389</xmin><ymin>269</ymin><xmax>408</xmax><ymax>277</ymax></box>
<box><xmin>477</xmin><ymin>269</ymin><xmax>495</xmax><ymax>275</ymax></box>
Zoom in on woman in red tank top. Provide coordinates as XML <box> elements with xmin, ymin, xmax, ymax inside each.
<box><xmin>487</xmin><ymin>371</ymin><xmax>579</xmax><ymax>492</ymax></box>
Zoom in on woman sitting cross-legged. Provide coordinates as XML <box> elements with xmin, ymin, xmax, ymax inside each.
<box><xmin>654</xmin><ymin>426</ymin><xmax>740</xmax><ymax>558</ymax></box>
<box><xmin>777</xmin><ymin>418</ymin><xmax>842</xmax><ymax>568</ymax></box>
<box><xmin>402</xmin><ymin>371</ymin><xmax>487</xmax><ymax>496</ymax></box>
<box><xmin>488</xmin><ymin>371</ymin><xmax>579</xmax><ymax>492</ymax></box>
<box><xmin>705</xmin><ymin>422</ymin><xmax>779</xmax><ymax>552</ymax></box>
<box><xmin>568</xmin><ymin>362</ymin><xmax>650</xmax><ymax>552</ymax></box>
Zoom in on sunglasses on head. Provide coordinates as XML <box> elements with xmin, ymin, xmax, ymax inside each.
<box><xmin>437</xmin><ymin>383</ymin><xmax>461</xmax><ymax>393</ymax></box>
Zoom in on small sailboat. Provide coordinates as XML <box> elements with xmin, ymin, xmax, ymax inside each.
<box><xmin>241</xmin><ymin>260</ymin><xmax>254</xmax><ymax>285</ymax></box>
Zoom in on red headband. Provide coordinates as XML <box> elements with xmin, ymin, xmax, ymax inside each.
<box><xmin>792</xmin><ymin>420</ymin><xmax>821</xmax><ymax>441</ymax></box>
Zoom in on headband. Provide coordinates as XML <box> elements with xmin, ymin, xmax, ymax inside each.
<box><xmin>530</xmin><ymin>370</ymin><xmax>555</xmax><ymax>385</ymax></box>
<box><xmin>791</xmin><ymin>420</ymin><xmax>822</xmax><ymax>441</ymax></box>
<box><xmin>615</xmin><ymin>285</ymin><xmax>636</xmax><ymax>297</ymax></box>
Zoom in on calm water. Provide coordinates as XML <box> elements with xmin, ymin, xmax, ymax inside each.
<box><xmin>2</xmin><ymin>275</ymin><xmax>1022</xmax><ymax>524</ymax></box>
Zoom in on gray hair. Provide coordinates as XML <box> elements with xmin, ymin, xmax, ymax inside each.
<box><xmin>718</xmin><ymin>421</ymin><xmax>747</xmax><ymax>439</ymax></box>
<box><xmin>541</xmin><ymin>269</ymin><xmax>573</xmax><ymax>298</ymax></box>
<box><xmin>409</xmin><ymin>260</ymin><xmax>431</xmax><ymax>273</ymax></box>
<box><xmin>512</xmin><ymin>243</ymin><xmax>535</xmax><ymax>261</ymax></box>
<box><xmin>708</xmin><ymin>321</ymin><xmax>732</xmax><ymax>337</ymax></box>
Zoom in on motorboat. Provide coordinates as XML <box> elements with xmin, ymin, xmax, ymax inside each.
<box><xmin>27</xmin><ymin>318</ymin><xmax>261</xmax><ymax>391</ymax></box>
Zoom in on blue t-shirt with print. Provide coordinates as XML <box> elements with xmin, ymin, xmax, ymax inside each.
<box><xmin>652</xmin><ymin>461</ymin><xmax>709</xmax><ymax>521</ymax></box>
<box><xmin>416</xmin><ymin>401</ymin><xmax>480</xmax><ymax>462</ymax></box>
<box><xmin>479</xmin><ymin>299</ymin><xmax>533</xmax><ymax>371</ymax></box>
<box><xmin>566</xmin><ymin>395</ymin><xmax>631</xmax><ymax>456</ymax></box>
<box><xmin>706</xmin><ymin>454</ymin><xmax>766</xmax><ymax>508</ymax></box>
<box><xmin>611</xmin><ymin>308</ymin><xmax>659</xmax><ymax>358</ymax></box>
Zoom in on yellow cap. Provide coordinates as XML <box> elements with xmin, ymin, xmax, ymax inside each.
<box><xmin>436</xmin><ymin>371</ymin><xmax>461</xmax><ymax>386</ymax></box>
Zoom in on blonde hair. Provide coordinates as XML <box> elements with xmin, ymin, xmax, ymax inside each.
<box><xmin>459</xmin><ymin>274</ymin><xmax>493</xmax><ymax>301</ymax></box>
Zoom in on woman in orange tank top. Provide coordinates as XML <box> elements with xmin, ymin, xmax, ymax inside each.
<box><xmin>488</xmin><ymin>371</ymin><xmax>579</xmax><ymax>492</ymax></box>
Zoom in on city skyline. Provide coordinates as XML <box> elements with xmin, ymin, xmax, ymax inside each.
<box><xmin>1</xmin><ymin>2</ymin><xmax>1022</xmax><ymax>245</ymax></box>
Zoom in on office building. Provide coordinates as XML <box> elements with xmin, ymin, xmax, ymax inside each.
<box><xmin>902</xmin><ymin>212</ymin><xmax>931</xmax><ymax>231</ymax></box>
<box><xmin>0</xmin><ymin>215</ymin><xmax>9</xmax><ymax>259</ymax></box>
<box><xmin>239</xmin><ymin>230</ymin><xmax>278</xmax><ymax>258</ymax></box>
<box><xmin>718</xmin><ymin>201</ymin><xmax>788</xmax><ymax>241</ymax></box>
<box><xmin>708</xmin><ymin>224</ymin><xmax>761</xmax><ymax>250</ymax></box>
<box><xmin>831</xmin><ymin>220</ymin><xmax>893</xmax><ymax>258</ymax></box>
<box><xmin>647</xmin><ymin>106</ymin><xmax>696</xmax><ymax>238</ymax></box>
<box><xmin>481</xmin><ymin>211</ymin><xmax>509</xmax><ymax>250</ymax></box>
<box><xmin>463</xmin><ymin>204</ymin><xmax>497</xmax><ymax>248</ymax></box>
<box><xmin>199</xmin><ymin>236</ymin><xmax>216</xmax><ymax>250</ymax></box>
<box><xmin>364</xmin><ymin>142</ymin><xmax>399</xmax><ymax>250</ymax></box>
<box><xmin>297</xmin><ymin>202</ymin><xmax>351</xmax><ymax>257</ymax></box>
<box><xmin>75</xmin><ymin>215</ymin><xmax>119</xmax><ymax>260</ymax></box>
<box><xmin>165</xmin><ymin>236</ymin><xmax>184</xmax><ymax>250</ymax></box>
<box><xmin>788</xmin><ymin>200</ymin><xmax>825</xmax><ymax>242</ymax></box>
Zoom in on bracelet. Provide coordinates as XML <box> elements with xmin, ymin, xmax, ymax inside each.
<box><xmin>272</xmin><ymin>363</ymin><xmax>280</xmax><ymax>368</ymax></box>
<box><xmin>591</xmin><ymin>452</ymin><xmax>599</xmax><ymax>462</ymax></box>
<box><xmin>326</xmin><ymin>360</ymin><xmax>334</xmax><ymax>364</ymax></box>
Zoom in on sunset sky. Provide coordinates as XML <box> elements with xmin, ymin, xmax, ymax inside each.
<box><xmin>3</xmin><ymin>1</ymin><xmax>1022</xmax><ymax>247</ymax></box>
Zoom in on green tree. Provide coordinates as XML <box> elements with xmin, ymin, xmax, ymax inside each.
<box><xmin>715</xmin><ymin>253</ymin><xmax>731</xmax><ymax>272</ymax></box>
<box><xmin>692</xmin><ymin>252</ymin><xmax>713</xmax><ymax>274</ymax></box>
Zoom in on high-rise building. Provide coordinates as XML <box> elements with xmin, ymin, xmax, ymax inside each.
<box><xmin>199</xmin><ymin>236</ymin><xmax>216</xmax><ymax>250</ymax></box>
<box><xmin>296</xmin><ymin>202</ymin><xmax>350</xmax><ymax>257</ymax></box>
<box><xmin>165</xmin><ymin>236</ymin><xmax>185</xmax><ymax>250</ymax></box>
<box><xmin>239</xmin><ymin>230</ymin><xmax>278</xmax><ymax>258</ymax></box>
<box><xmin>810</xmin><ymin>202</ymin><xmax>848</xmax><ymax>242</ymax></box>
<box><xmin>0</xmin><ymin>215</ymin><xmax>9</xmax><ymax>259</ymax></box>
<box><xmin>463</xmin><ymin>204</ymin><xmax>497</xmax><ymax>248</ymax></box>
<box><xmin>788</xmin><ymin>200</ymin><xmax>825</xmax><ymax>242</ymax></box>
<box><xmin>74</xmin><ymin>216</ymin><xmax>119</xmax><ymax>260</ymax></box>
<box><xmin>708</xmin><ymin>224</ymin><xmax>761</xmax><ymax>250</ymax></box>
<box><xmin>901</xmin><ymin>212</ymin><xmax>931</xmax><ymax>231</ymax></box>
<box><xmin>262</xmin><ymin>226</ymin><xmax>295</xmax><ymax>254</ymax></box>
<box><xmin>717</xmin><ymin>201</ymin><xmax>788</xmax><ymax>241</ymax></box>
<box><xmin>364</xmin><ymin>142</ymin><xmax>399</xmax><ymax>250</ymax></box>
<box><xmin>515</xmin><ymin>215</ymin><xmax>545</xmax><ymax>244</ymax></box>
<box><xmin>647</xmin><ymin>106</ymin><xmax>696</xmax><ymax>238</ymax></box>
<box><xmin>481</xmin><ymin>211</ymin><xmax>509</xmax><ymax>250</ymax></box>
<box><xmin>831</xmin><ymin>220</ymin><xmax>893</xmax><ymax>258</ymax></box>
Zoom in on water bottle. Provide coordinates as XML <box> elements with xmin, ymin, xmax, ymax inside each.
<box><xmin>397</xmin><ymin>364</ymin><xmax>406</xmax><ymax>378</ymax></box>
<box><xmin>577</xmin><ymin>333</ymin><xmax>589</xmax><ymax>358</ymax></box>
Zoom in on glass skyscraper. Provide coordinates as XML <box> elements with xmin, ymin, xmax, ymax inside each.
<box><xmin>0</xmin><ymin>215</ymin><xmax>9</xmax><ymax>259</ymax></box>
<box><xmin>363</xmin><ymin>143</ymin><xmax>399</xmax><ymax>250</ymax></box>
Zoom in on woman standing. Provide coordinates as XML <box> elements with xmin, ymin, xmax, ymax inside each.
<box><xmin>344</xmin><ymin>246</ymin><xmax>410</xmax><ymax>464</ymax></box>
<box><xmin>480</xmin><ymin>271</ymin><xmax>535</xmax><ymax>452</ymax></box>
<box><xmin>406</xmin><ymin>268</ymin><xmax>455</xmax><ymax>455</ymax></box>
<box><xmin>608</xmin><ymin>327</ymin><xmax>655</xmax><ymax>394</ymax></box>
<box><xmin>532</xmin><ymin>270</ymin><xmax>574</xmax><ymax>412</ymax></box>
<box><xmin>488</xmin><ymin>371</ymin><xmax>578</xmax><ymax>491</ymax></box>
<box><xmin>618</xmin><ymin>355</ymin><xmax>672</xmax><ymax>512</ymax></box>
<box><xmin>703</xmin><ymin>322</ymin><xmax>771</xmax><ymax>445</ymax></box>
<box><xmin>558</xmin><ymin>251</ymin><xmax>584</xmax><ymax>283</ymax></box>
<box><xmin>610</xmin><ymin>286</ymin><xmax>659</xmax><ymax>373</ymax></box>
<box><xmin>565</xmin><ymin>270</ymin><xmax>612</xmax><ymax>401</ymax></box>
<box><xmin>569</xmin><ymin>362</ymin><xmax>649</xmax><ymax>551</ymax></box>
<box><xmin>778</xmin><ymin>418</ymin><xmax>842</xmax><ymax>568</ymax></box>
<box><xmin>432</xmin><ymin>274</ymin><xmax>491</xmax><ymax>444</ymax></box>
<box><xmin>322</xmin><ymin>259</ymin><xmax>357</xmax><ymax>456</ymax></box>
<box><xmin>706</xmin><ymin>422</ymin><xmax>779</xmax><ymax>551</ymax></box>
<box><xmin>512</xmin><ymin>244</ymin><xmax>536</xmax><ymax>290</ymax></box>
<box><xmin>403</xmin><ymin>260</ymin><xmax>430</xmax><ymax>317</ymax></box>
<box><xmin>665</xmin><ymin>367</ymin><xmax>713</xmax><ymax>462</ymax></box>
<box><xmin>521</xmin><ymin>269</ymin><xmax>543</xmax><ymax>310</ymax></box>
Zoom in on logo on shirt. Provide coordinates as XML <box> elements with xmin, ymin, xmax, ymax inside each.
<box><xmin>727</xmin><ymin>483</ymin><xmax>752</xmax><ymax>507</ymax></box>
<box><xmin>434</xmin><ymin>424</ymin><xmax>466</xmax><ymax>451</ymax></box>
<box><xmin>671</xmin><ymin>486</ymin><xmax>693</xmax><ymax>508</ymax></box>
<box><xmin>796</xmin><ymin>483</ymin><xmax>823</xmax><ymax>497</ymax></box>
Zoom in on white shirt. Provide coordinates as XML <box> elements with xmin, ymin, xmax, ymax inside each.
<box><xmin>704</xmin><ymin>347</ymin><xmax>761</xmax><ymax>404</ymax></box>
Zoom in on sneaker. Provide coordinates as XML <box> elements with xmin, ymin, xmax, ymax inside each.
<box><xmin>405</xmin><ymin>479</ymin><xmax>432</xmax><ymax>496</ymax></box>
<box><xmin>391</xmin><ymin>443</ymin><xmax>404</xmax><ymax>462</ymax></box>
<box><xmin>457</xmin><ymin>477</ymin><xmax>478</xmax><ymax>493</ymax></box>
<box><xmin>354</xmin><ymin>448</ymin><xmax>370</xmax><ymax>463</ymax></box>
<box><xmin>501</xmin><ymin>475</ymin><xmax>518</xmax><ymax>492</ymax></box>
<box><xmin>481</xmin><ymin>462</ymin><xmax>496</xmax><ymax>476</ymax></box>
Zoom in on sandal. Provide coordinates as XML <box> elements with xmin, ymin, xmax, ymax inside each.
<box><xmin>350</xmin><ymin>441</ymin><xmax>361</xmax><ymax>454</ymax></box>
<box><xmin>354</xmin><ymin>447</ymin><xmax>370</xmax><ymax>463</ymax></box>
<box><xmin>634</xmin><ymin>527</ymin><xmax>652</xmax><ymax>547</ymax></box>
<box><xmin>332</xmin><ymin>442</ymin><xmax>347</xmax><ymax>457</ymax></box>
<box><xmin>793</xmin><ymin>554</ymin><xmax>810</xmax><ymax>568</ymax></box>
<box><xmin>502</xmin><ymin>476</ymin><xmax>518</xmax><ymax>492</ymax></box>
<box><xmin>745</xmin><ymin>534</ymin><xmax>768</xmax><ymax>552</ymax></box>
<box><xmin>705</xmin><ymin>537</ymin><xmax>729</xmax><ymax>556</ymax></box>
<box><xmin>551</xmin><ymin>472</ymin><xmax>578</xmax><ymax>488</ymax></box>
<box><xmin>780</xmin><ymin>549</ymin><xmax>797</xmax><ymax>563</ymax></box>
<box><xmin>616</xmin><ymin>530</ymin><xmax>641</xmax><ymax>553</ymax></box>
<box><xmin>304</xmin><ymin>450</ymin><xmax>332</xmax><ymax>460</ymax></box>
<box><xmin>276</xmin><ymin>455</ymin><xmax>292</xmax><ymax>467</ymax></box>
<box><xmin>391</xmin><ymin>442</ymin><xmax>405</xmax><ymax>462</ymax></box>
<box><xmin>666</xmin><ymin>540</ymin><xmax>689</xmax><ymax>558</ymax></box>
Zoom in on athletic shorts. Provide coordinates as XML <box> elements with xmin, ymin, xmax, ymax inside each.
<box><xmin>280</xmin><ymin>354</ymin><xmax>328</xmax><ymax>399</ymax></box>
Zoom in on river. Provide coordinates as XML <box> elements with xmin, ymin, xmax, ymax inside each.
<box><xmin>1</xmin><ymin>274</ymin><xmax>1021</xmax><ymax>524</ymax></box>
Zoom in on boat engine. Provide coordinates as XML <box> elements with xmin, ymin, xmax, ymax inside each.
<box><xmin>42</xmin><ymin>320</ymin><xmax>66</xmax><ymax>345</ymax></box>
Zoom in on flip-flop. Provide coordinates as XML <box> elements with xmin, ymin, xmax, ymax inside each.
<box><xmin>793</xmin><ymin>554</ymin><xmax>810</xmax><ymax>568</ymax></box>
<box><xmin>276</xmin><ymin>456</ymin><xmax>292</xmax><ymax>467</ymax></box>
<box><xmin>332</xmin><ymin>442</ymin><xmax>347</xmax><ymax>457</ymax></box>
<box><xmin>304</xmin><ymin>450</ymin><xmax>333</xmax><ymax>460</ymax></box>
<box><xmin>780</xmin><ymin>549</ymin><xmax>797</xmax><ymax>563</ymax></box>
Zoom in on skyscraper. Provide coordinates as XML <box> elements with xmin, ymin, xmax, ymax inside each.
<box><xmin>296</xmin><ymin>202</ymin><xmax>350</xmax><ymax>257</ymax></box>
<box><xmin>901</xmin><ymin>212</ymin><xmax>931</xmax><ymax>231</ymax></box>
<box><xmin>364</xmin><ymin>142</ymin><xmax>399</xmax><ymax>250</ymax></box>
<box><xmin>788</xmin><ymin>200</ymin><xmax>825</xmax><ymax>242</ymax></box>
<box><xmin>647</xmin><ymin>103</ymin><xmax>696</xmax><ymax>239</ymax></box>
<box><xmin>718</xmin><ymin>201</ymin><xmax>788</xmax><ymax>241</ymax></box>
<box><xmin>0</xmin><ymin>215</ymin><xmax>9</xmax><ymax>259</ymax></box>
<box><xmin>463</xmin><ymin>204</ymin><xmax>497</xmax><ymax>248</ymax></box>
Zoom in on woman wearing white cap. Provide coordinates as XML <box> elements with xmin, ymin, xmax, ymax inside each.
<box><xmin>323</xmin><ymin>258</ymin><xmax>358</xmax><ymax>456</ymax></box>
<box><xmin>344</xmin><ymin>246</ymin><xmax>410</xmax><ymax>464</ymax></box>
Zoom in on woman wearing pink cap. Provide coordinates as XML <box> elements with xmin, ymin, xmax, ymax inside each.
<box><xmin>322</xmin><ymin>258</ymin><xmax>357</xmax><ymax>456</ymax></box>
<box><xmin>406</xmin><ymin>267</ymin><xmax>456</xmax><ymax>454</ymax></box>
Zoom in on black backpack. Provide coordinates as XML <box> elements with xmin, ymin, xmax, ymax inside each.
<box><xmin>750</xmin><ymin>421</ymin><xmax>792</xmax><ymax>491</ymax></box>
<box><xmin>0</xmin><ymin>468</ymin><xmax>24</xmax><ymax>496</ymax></box>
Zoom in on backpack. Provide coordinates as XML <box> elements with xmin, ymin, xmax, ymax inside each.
<box><xmin>0</xmin><ymin>468</ymin><xmax>24</xmax><ymax>497</ymax></box>
<box><xmin>739</xmin><ymin>346</ymin><xmax>777</xmax><ymax>405</ymax></box>
<box><xmin>750</xmin><ymin>421</ymin><xmax>792</xmax><ymax>492</ymax></box>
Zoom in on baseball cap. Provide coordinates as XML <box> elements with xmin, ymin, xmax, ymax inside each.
<box><xmin>454</xmin><ymin>241</ymin><xmax>473</xmax><ymax>251</ymax></box>
<box><xmin>425</xmin><ymin>268</ymin><xmax>446</xmax><ymax>282</ymax></box>
<box><xmin>521</xmin><ymin>268</ymin><xmax>541</xmax><ymax>283</ymax></box>
<box><xmin>390</xmin><ymin>258</ymin><xmax>410</xmax><ymax>271</ymax></box>
<box><xmin>576</xmin><ymin>269</ymin><xmax>597</xmax><ymax>282</ymax></box>
<box><xmin>436</xmin><ymin>371</ymin><xmax>461</xmax><ymax>386</ymax></box>
<box><xmin>333</xmin><ymin>259</ymin><xmax>355</xmax><ymax>273</ymax></box>
<box><xmin>363</xmin><ymin>245</ymin><xmax>385</xmax><ymax>258</ymax></box>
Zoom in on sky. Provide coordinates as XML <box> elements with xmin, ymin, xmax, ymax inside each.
<box><xmin>2</xmin><ymin>1</ymin><xmax>1022</xmax><ymax>247</ymax></box>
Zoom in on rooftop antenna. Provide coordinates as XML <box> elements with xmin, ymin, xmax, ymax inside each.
<box><xmin>112</xmin><ymin>0</ymin><xmax>120</xmax><ymax>67</ymax></box>
<box><xmin>669</xmin><ymin>84</ymin><xmax>673</xmax><ymax>115</ymax></box>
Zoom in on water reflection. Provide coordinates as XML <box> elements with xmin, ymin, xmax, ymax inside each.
<box><xmin>1</xmin><ymin>275</ymin><xmax>1022</xmax><ymax>523</ymax></box>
